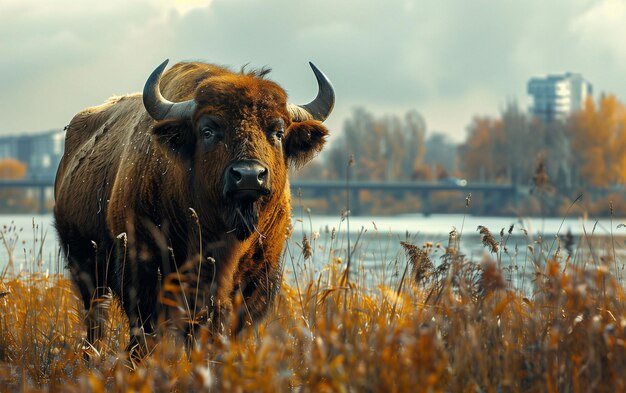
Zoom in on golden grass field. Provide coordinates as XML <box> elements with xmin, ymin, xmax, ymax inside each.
<box><xmin>1</xmin><ymin>218</ymin><xmax>626</xmax><ymax>392</ymax></box>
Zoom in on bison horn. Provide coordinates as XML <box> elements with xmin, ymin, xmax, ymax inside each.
<box><xmin>288</xmin><ymin>62</ymin><xmax>335</xmax><ymax>122</ymax></box>
<box><xmin>143</xmin><ymin>59</ymin><xmax>197</xmax><ymax>121</ymax></box>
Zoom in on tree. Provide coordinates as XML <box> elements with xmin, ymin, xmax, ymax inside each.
<box><xmin>0</xmin><ymin>158</ymin><xmax>31</xmax><ymax>212</ymax></box>
<box><xmin>460</xmin><ymin>117</ymin><xmax>506</xmax><ymax>182</ymax></box>
<box><xmin>501</xmin><ymin>101</ymin><xmax>536</xmax><ymax>185</ymax></box>
<box><xmin>325</xmin><ymin>108</ymin><xmax>427</xmax><ymax>182</ymax></box>
<box><xmin>537</xmin><ymin>119</ymin><xmax>572</xmax><ymax>189</ymax></box>
<box><xmin>402</xmin><ymin>110</ymin><xmax>427</xmax><ymax>178</ymax></box>
<box><xmin>461</xmin><ymin>102</ymin><xmax>566</xmax><ymax>188</ymax></box>
<box><xmin>0</xmin><ymin>158</ymin><xmax>27</xmax><ymax>179</ymax></box>
<box><xmin>567</xmin><ymin>94</ymin><xmax>626</xmax><ymax>187</ymax></box>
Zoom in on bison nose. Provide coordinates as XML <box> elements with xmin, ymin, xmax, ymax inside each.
<box><xmin>224</xmin><ymin>159</ymin><xmax>271</xmax><ymax>201</ymax></box>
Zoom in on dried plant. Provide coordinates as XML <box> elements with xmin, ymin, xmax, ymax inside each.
<box><xmin>400</xmin><ymin>241</ymin><xmax>433</xmax><ymax>285</ymax></box>
<box><xmin>477</xmin><ymin>225</ymin><xmax>499</xmax><ymax>253</ymax></box>
<box><xmin>1</xmin><ymin>218</ymin><xmax>626</xmax><ymax>392</ymax></box>
<box><xmin>301</xmin><ymin>234</ymin><xmax>312</xmax><ymax>260</ymax></box>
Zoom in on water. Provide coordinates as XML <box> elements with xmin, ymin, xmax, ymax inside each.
<box><xmin>0</xmin><ymin>214</ymin><xmax>62</xmax><ymax>275</ymax></box>
<box><xmin>289</xmin><ymin>213</ymin><xmax>626</xmax><ymax>290</ymax></box>
<box><xmin>2</xmin><ymin>213</ymin><xmax>625</xmax><ymax>290</ymax></box>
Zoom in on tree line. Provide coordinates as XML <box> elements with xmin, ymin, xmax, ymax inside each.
<box><xmin>293</xmin><ymin>94</ymin><xmax>626</xmax><ymax>216</ymax></box>
<box><xmin>461</xmin><ymin>94</ymin><xmax>626</xmax><ymax>190</ymax></box>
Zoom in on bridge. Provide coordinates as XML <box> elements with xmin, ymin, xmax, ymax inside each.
<box><xmin>0</xmin><ymin>179</ymin><xmax>521</xmax><ymax>215</ymax></box>
<box><xmin>290</xmin><ymin>180</ymin><xmax>521</xmax><ymax>215</ymax></box>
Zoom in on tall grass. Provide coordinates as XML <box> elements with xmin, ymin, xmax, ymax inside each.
<box><xmin>1</xmin><ymin>214</ymin><xmax>626</xmax><ymax>392</ymax></box>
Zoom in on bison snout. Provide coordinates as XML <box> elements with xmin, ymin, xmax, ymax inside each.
<box><xmin>224</xmin><ymin>159</ymin><xmax>271</xmax><ymax>201</ymax></box>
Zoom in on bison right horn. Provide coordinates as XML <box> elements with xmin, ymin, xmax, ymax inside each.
<box><xmin>287</xmin><ymin>62</ymin><xmax>335</xmax><ymax>122</ymax></box>
<box><xmin>143</xmin><ymin>59</ymin><xmax>197</xmax><ymax>121</ymax></box>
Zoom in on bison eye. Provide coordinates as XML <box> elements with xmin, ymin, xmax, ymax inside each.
<box><xmin>202</xmin><ymin>126</ymin><xmax>215</xmax><ymax>139</ymax></box>
<box><xmin>199</xmin><ymin>116</ymin><xmax>223</xmax><ymax>144</ymax></box>
<box><xmin>269</xmin><ymin>129</ymin><xmax>284</xmax><ymax>146</ymax></box>
<box><xmin>268</xmin><ymin>119</ymin><xmax>285</xmax><ymax>145</ymax></box>
<box><xmin>202</xmin><ymin>125</ymin><xmax>221</xmax><ymax>143</ymax></box>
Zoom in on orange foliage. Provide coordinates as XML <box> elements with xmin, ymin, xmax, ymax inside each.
<box><xmin>462</xmin><ymin>117</ymin><xmax>506</xmax><ymax>182</ymax></box>
<box><xmin>0</xmin><ymin>158</ymin><xmax>27</xmax><ymax>180</ymax></box>
<box><xmin>568</xmin><ymin>94</ymin><xmax>626</xmax><ymax>187</ymax></box>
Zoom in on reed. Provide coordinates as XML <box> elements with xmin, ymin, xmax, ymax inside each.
<box><xmin>1</xmin><ymin>214</ymin><xmax>625</xmax><ymax>392</ymax></box>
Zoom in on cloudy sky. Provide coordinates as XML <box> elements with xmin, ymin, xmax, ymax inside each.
<box><xmin>1</xmin><ymin>0</ymin><xmax>625</xmax><ymax>142</ymax></box>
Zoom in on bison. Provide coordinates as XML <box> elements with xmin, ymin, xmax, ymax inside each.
<box><xmin>54</xmin><ymin>59</ymin><xmax>334</xmax><ymax>356</ymax></box>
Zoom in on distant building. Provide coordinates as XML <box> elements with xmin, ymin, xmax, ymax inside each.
<box><xmin>527</xmin><ymin>73</ymin><xmax>592</xmax><ymax>123</ymax></box>
<box><xmin>0</xmin><ymin>130</ymin><xmax>65</xmax><ymax>180</ymax></box>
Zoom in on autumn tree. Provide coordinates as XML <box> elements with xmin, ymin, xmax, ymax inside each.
<box><xmin>459</xmin><ymin>117</ymin><xmax>507</xmax><ymax>182</ymax></box>
<box><xmin>535</xmin><ymin>119</ymin><xmax>572</xmax><ymax>189</ymax></box>
<box><xmin>0</xmin><ymin>158</ymin><xmax>27</xmax><ymax>179</ymax></box>
<box><xmin>325</xmin><ymin>108</ymin><xmax>427</xmax><ymax>181</ymax></box>
<box><xmin>402</xmin><ymin>110</ymin><xmax>427</xmax><ymax>178</ymax></box>
<box><xmin>0</xmin><ymin>158</ymin><xmax>31</xmax><ymax>213</ymax></box>
<box><xmin>501</xmin><ymin>102</ymin><xmax>538</xmax><ymax>185</ymax></box>
<box><xmin>461</xmin><ymin>102</ymin><xmax>563</xmax><ymax>187</ymax></box>
<box><xmin>567</xmin><ymin>94</ymin><xmax>626</xmax><ymax>187</ymax></box>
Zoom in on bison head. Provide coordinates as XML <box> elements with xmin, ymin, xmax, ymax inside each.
<box><xmin>142</xmin><ymin>60</ymin><xmax>334</xmax><ymax>240</ymax></box>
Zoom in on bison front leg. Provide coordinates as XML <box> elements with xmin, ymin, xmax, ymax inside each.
<box><xmin>165</xmin><ymin>255</ymin><xmax>223</xmax><ymax>339</ymax></box>
<box><xmin>233</xmin><ymin>265</ymin><xmax>281</xmax><ymax>333</ymax></box>
<box><xmin>115</xmin><ymin>248</ymin><xmax>161</xmax><ymax>359</ymax></box>
<box><xmin>62</xmin><ymin>236</ymin><xmax>114</xmax><ymax>356</ymax></box>
<box><xmin>68</xmin><ymin>258</ymin><xmax>112</xmax><ymax>352</ymax></box>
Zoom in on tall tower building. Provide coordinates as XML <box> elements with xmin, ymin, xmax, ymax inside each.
<box><xmin>527</xmin><ymin>73</ymin><xmax>592</xmax><ymax>123</ymax></box>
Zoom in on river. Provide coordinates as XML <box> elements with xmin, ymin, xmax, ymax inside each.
<box><xmin>1</xmin><ymin>213</ymin><xmax>625</xmax><ymax>291</ymax></box>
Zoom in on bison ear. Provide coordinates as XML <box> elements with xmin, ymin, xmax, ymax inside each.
<box><xmin>151</xmin><ymin>120</ymin><xmax>196</xmax><ymax>159</ymax></box>
<box><xmin>284</xmin><ymin>120</ymin><xmax>329</xmax><ymax>168</ymax></box>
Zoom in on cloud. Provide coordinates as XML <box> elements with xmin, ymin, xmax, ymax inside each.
<box><xmin>569</xmin><ymin>0</ymin><xmax>626</xmax><ymax>93</ymax></box>
<box><xmin>0</xmin><ymin>0</ymin><xmax>623</xmax><ymax>143</ymax></box>
<box><xmin>0</xmin><ymin>0</ymin><xmax>172</xmax><ymax>131</ymax></box>
<box><xmin>572</xmin><ymin>0</ymin><xmax>626</xmax><ymax>63</ymax></box>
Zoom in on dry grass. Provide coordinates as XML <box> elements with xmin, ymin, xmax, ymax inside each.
<box><xmin>1</xmin><ymin>219</ymin><xmax>626</xmax><ymax>392</ymax></box>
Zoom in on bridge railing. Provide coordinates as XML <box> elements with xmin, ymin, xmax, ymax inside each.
<box><xmin>6</xmin><ymin>179</ymin><xmax>620</xmax><ymax>216</ymax></box>
<box><xmin>289</xmin><ymin>180</ymin><xmax>519</xmax><ymax>215</ymax></box>
<box><xmin>0</xmin><ymin>179</ymin><xmax>55</xmax><ymax>214</ymax></box>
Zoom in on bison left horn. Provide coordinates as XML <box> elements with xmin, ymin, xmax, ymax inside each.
<box><xmin>143</xmin><ymin>59</ymin><xmax>197</xmax><ymax>121</ymax></box>
<box><xmin>287</xmin><ymin>62</ymin><xmax>335</xmax><ymax>122</ymax></box>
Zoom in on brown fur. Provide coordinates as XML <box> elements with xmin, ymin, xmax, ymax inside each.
<box><xmin>54</xmin><ymin>62</ymin><xmax>329</xmax><ymax>356</ymax></box>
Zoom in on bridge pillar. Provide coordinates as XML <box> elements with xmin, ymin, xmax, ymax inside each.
<box><xmin>420</xmin><ymin>191</ymin><xmax>431</xmax><ymax>216</ymax></box>
<box><xmin>39</xmin><ymin>186</ymin><xmax>47</xmax><ymax>214</ymax></box>
<box><xmin>349</xmin><ymin>188</ymin><xmax>360</xmax><ymax>216</ymax></box>
<box><xmin>511</xmin><ymin>185</ymin><xmax>519</xmax><ymax>208</ymax></box>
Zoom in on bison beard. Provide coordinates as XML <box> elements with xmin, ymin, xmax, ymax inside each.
<box><xmin>226</xmin><ymin>201</ymin><xmax>259</xmax><ymax>241</ymax></box>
